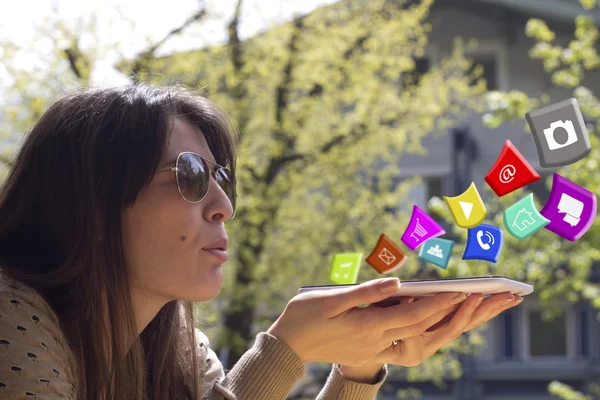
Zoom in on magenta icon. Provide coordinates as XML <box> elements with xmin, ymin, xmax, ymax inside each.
<box><xmin>401</xmin><ymin>205</ymin><xmax>446</xmax><ymax>251</ymax></box>
<box><xmin>540</xmin><ymin>174</ymin><xmax>597</xmax><ymax>241</ymax></box>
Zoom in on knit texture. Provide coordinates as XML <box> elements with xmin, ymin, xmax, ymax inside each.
<box><xmin>0</xmin><ymin>277</ymin><xmax>388</xmax><ymax>399</ymax></box>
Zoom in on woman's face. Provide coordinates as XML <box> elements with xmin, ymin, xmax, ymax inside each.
<box><xmin>121</xmin><ymin>118</ymin><xmax>234</xmax><ymax>305</ymax></box>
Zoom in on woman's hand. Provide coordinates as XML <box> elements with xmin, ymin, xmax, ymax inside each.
<box><xmin>266</xmin><ymin>278</ymin><xmax>469</xmax><ymax>366</ymax></box>
<box><xmin>364</xmin><ymin>292</ymin><xmax>523</xmax><ymax>366</ymax></box>
<box><xmin>338</xmin><ymin>292</ymin><xmax>522</xmax><ymax>381</ymax></box>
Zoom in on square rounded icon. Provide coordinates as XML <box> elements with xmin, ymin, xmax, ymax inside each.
<box><xmin>485</xmin><ymin>140</ymin><xmax>541</xmax><ymax>197</ymax></box>
<box><xmin>462</xmin><ymin>224</ymin><xmax>503</xmax><ymax>263</ymax></box>
<box><xmin>443</xmin><ymin>182</ymin><xmax>487</xmax><ymax>229</ymax></box>
<box><xmin>366</xmin><ymin>234</ymin><xmax>407</xmax><ymax>274</ymax></box>
<box><xmin>400</xmin><ymin>205</ymin><xmax>446</xmax><ymax>251</ymax></box>
<box><xmin>540</xmin><ymin>174</ymin><xmax>597</xmax><ymax>242</ymax></box>
<box><xmin>525</xmin><ymin>98</ymin><xmax>592</xmax><ymax>168</ymax></box>
<box><xmin>418</xmin><ymin>238</ymin><xmax>454</xmax><ymax>269</ymax></box>
<box><xmin>329</xmin><ymin>253</ymin><xmax>363</xmax><ymax>284</ymax></box>
<box><xmin>504</xmin><ymin>193</ymin><xmax>550</xmax><ymax>239</ymax></box>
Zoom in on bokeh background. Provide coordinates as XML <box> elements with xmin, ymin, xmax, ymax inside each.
<box><xmin>1</xmin><ymin>0</ymin><xmax>599</xmax><ymax>398</ymax></box>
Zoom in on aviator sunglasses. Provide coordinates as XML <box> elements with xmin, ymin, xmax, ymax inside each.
<box><xmin>157</xmin><ymin>152</ymin><xmax>236</xmax><ymax>219</ymax></box>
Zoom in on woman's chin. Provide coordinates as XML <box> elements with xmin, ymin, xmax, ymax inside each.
<box><xmin>189</xmin><ymin>276</ymin><xmax>222</xmax><ymax>302</ymax></box>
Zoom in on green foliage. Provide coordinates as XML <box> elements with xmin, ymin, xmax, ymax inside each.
<box><xmin>0</xmin><ymin>12</ymin><xmax>104</xmax><ymax>180</ymax></box>
<box><xmin>135</xmin><ymin>0</ymin><xmax>492</xmax><ymax>383</ymax></box>
<box><xmin>3</xmin><ymin>0</ymin><xmax>599</xmax><ymax>397</ymax></box>
<box><xmin>548</xmin><ymin>381</ymin><xmax>597</xmax><ymax>400</ymax></box>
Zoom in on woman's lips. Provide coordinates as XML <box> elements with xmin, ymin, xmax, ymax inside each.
<box><xmin>203</xmin><ymin>248</ymin><xmax>228</xmax><ymax>263</ymax></box>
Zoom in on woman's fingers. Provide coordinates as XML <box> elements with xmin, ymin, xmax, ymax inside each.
<box><xmin>419</xmin><ymin>294</ymin><xmax>484</xmax><ymax>354</ymax></box>
<box><xmin>383</xmin><ymin>303</ymin><xmax>461</xmax><ymax>341</ymax></box>
<box><xmin>463</xmin><ymin>294</ymin><xmax>523</xmax><ymax>332</ymax></box>
<box><xmin>372</xmin><ymin>292</ymin><xmax>467</xmax><ymax>331</ymax></box>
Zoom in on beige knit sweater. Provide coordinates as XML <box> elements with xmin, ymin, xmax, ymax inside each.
<box><xmin>0</xmin><ymin>277</ymin><xmax>388</xmax><ymax>399</ymax></box>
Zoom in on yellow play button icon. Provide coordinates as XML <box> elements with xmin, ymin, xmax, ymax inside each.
<box><xmin>443</xmin><ymin>183</ymin><xmax>487</xmax><ymax>228</ymax></box>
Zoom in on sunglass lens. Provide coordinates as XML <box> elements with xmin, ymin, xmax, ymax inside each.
<box><xmin>177</xmin><ymin>153</ymin><xmax>209</xmax><ymax>202</ymax></box>
<box><xmin>216</xmin><ymin>168</ymin><xmax>236</xmax><ymax>216</ymax></box>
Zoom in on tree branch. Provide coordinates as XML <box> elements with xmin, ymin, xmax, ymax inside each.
<box><xmin>262</xmin><ymin>16</ymin><xmax>307</xmax><ymax>185</ymax></box>
<box><xmin>129</xmin><ymin>5</ymin><xmax>207</xmax><ymax>79</ymax></box>
<box><xmin>228</xmin><ymin>0</ymin><xmax>244</xmax><ymax>73</ymax></box>
<box><xmin>63</xmin><ymin>46</ymin><xmax>83</xmax><ymax>79</ymax></box>
<box><xmin>227</xmin><ymin>0</ymin><xmax>253</xmax><ymax>150</ymax></box>
<box><xmin>264</xmin><ymin>153</ymin><xmax>304</xmax><ymax>185</ymax></box>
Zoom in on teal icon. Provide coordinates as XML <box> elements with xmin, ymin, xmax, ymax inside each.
<box><xmin>503</xmin><ymin>193</ymin><xmax>550</xmax><ymax>239</ymax></box>
<box><xmin>418</xmin><ymin>238</ymin><xmax>454</xmax><ymax>269</ymax></box>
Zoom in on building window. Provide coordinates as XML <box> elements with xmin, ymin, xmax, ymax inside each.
<box><xmin>497</xmin><ymin>309</ymin><xmax>517</xmax><ymax>360</ymax></box>
<box><xmin>500</xmin><ymin>303</ymin><xmax>592</xmax><ymax>362</ymax></box>
<box><xmin>520</xmin><ymin>304</ymin><xmax>576</xmax><ymax>361</ymax></box>
<box><xmin>468</xmin><ymin>55</ymin><xmax>497</xmax><ymax>91</ymax></box>
<box><xmin>529</xmin><ymin>310</ymin><xmax>567</xmax><ymax>357</ymax></box>
<box><xmin>426</xmin><ymin>176</ymin><xmax>444</xmax><ymax>199</ymax></box>
<box><xmin>578</xmin><ymin>308</ymin><xmax>589</xmax><ymax>358</ymax></box>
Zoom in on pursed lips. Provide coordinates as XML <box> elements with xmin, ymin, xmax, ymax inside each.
<box><xmin>202</xmin><ymin>237</ymin><xmax>228</xmax><ymax>263</ymax></box>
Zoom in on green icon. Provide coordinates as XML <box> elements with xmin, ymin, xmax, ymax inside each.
<box><xmin>330</xmin><ymin>253</ymin><xmax>363</xmax><ymax>284</ymax></box>
<box><xmin>503</xmin><ymin>193</ymin><xmax>550</xmax><ymax>239</ymax></box>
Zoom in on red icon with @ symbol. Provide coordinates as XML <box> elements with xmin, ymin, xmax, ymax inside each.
<box><xmin>485</xmin><ymin>140</ymin><xmax>541</xmax><ymax>197</ymax></box>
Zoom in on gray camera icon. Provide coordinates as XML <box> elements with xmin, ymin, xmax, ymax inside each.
<box><xmin>525</xmin><ymin>98</ymin><xmax>591</xmax><ymax>168</ymax></box>
<box><xmin>542</xmin><ymin>120</ymin><xmax>578</xmax><ymax>150</ymax></box>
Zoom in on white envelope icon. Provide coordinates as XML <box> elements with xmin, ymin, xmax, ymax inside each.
<box><xmin>378</xmin><ymin>248</ymin><xmax>396</xmax><ymax>265</ymax></box>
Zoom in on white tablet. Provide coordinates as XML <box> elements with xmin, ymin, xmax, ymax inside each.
<box><xmin>298</xmin><ymin>276</ymin><xmax>533</xmax><ymax>297</ymax></box>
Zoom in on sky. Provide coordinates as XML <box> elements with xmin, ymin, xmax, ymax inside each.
<box><xmin>0</xmin><ymin>0</ymin><xmax>338</xmax><ymax>89</ymax></box>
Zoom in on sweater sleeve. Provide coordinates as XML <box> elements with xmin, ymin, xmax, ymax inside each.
<box><xmin>205</xmin><ymin>332</ymin><xmax>306</xmax><ymax>400</ymax></box>
<box><xmin>315</xmin><ymin>364</ymin><xmax>388</xmax><ymax>399</ymax></box>
<box><xmin>204</xmin><ymin>332</ymin><xmax>387</xmax><ymax>400</ymax></box>
<box><xmin>0</xmin><ymin>283</ymin><xmax>78</xmax><ymax>399</ymax></box>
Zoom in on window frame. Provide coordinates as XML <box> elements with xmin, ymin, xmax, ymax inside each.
<box><xmin>425</xmin><ymin>174</ymin><xmax>449</xmax><ymax>200</ymax></box>
<box><xmin>464</xmin><ymin>39</ymin><xmax>509</xmax><ymax>92</ymax></box>
<box><xmin>518</xmin><ymin>297</ymin><xmax>578</xmax><ymax>362</ymax></box>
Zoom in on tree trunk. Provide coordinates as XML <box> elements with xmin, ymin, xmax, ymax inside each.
<box><xmin>220</xmin><ymin>219</ymin><xmax>266</xmax><ymax>367</ymax></box>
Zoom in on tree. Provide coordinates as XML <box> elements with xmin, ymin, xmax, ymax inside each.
<box><xmin>13</xmin><ymin>0</ymin><xmax>597</xmax><ymax>397</ymax></box>
<box><xmin>0</xmin><ymin>2</ymin><xmax>207</xmax><ymax>177</ymax></box>
<box><xmin>133</xmin><ymin>0</ymin><xmax>488</xmax><ymax>387</ymax></box>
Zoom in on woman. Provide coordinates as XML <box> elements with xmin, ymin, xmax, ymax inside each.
<box><xmin>0</xmin><ymin>83</ymin><xmax>522</xmax><ymax>399</ymax></box>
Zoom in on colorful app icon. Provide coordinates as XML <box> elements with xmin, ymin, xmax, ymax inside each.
<box><xmin>443</xmin><ymin>182</ymin><xmax>487</xmax><ymax>228</ymax></box>
<box><xmin>525</xmin><ymin>98</ymin><xmax>592</xmax><ymax>168</ymax></box>
<box><xmin>540</xmin><ymin>174</ymin><xmax>597</xmax><ymax>241</ymax></box>
<box><xmin>462</xmin><ymin>224</ymin><xmax>503</xmax><ymax>263</ymax></box>
<box><xmin>418</xmin><ymin>238</ymin><xmax>454</xmax><ymax>269</ymax></box>
<box><xmin>329</xmin><ymin>252</ymin><xmax>363</xmax><ymax>284</ymax></box>
<box><xmin>366</xmin><ymin>234</ymin><xmax>407</xmax><ymax>274</ymax></box>
<box><xmin>329</xmin><ymin>253</ymin><xmax>363</xmax><ymax>284</ymax></box>
<box><xmin>503</xmin><ymin>193</ymin><xmax>550</xmax><ymax>239</ymax></box>
<box><xmin>400</xmin><ymin>205</ymin><xmax>446</xmax><ymax>251</ymax></box>
<box><xmin>485</xmin><ymin>140</ymin><xmax>541</xmax><ymax>197</ymax></box>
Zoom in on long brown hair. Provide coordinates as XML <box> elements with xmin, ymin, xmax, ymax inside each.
<box><xmin>0</xmin><ymin>83</ymin><xmax>238</xmax><ymax>399</ymax></box>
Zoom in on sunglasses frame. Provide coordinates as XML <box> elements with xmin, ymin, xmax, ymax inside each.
<box><xmin>156</xmin><ymin>151</ymin><xmax>236</xmax><ymax>219</ymax></box>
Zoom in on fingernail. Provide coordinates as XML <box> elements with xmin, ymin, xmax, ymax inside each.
<box><xmin>452</xmin><ymin>293</ymin><xmax>467</xmax><ymax>304</ymax></box>
<box><xmin>514</xmin><ymin>297</ymin><xmax>523</xmax><ymax>305</ymax></box>
<box><xmin>501</xmin><ymin>295</ymin><xmax>515</xmax><ymax>306</ymax></box>
<box><xmin>379</xmin><ymin>278</ymin><xmax>401</xmax><ymax>293</ymax></box>
<box><xmin>475</xmin><ymin>296</ymin><xmax>484</xmax><ymax>307</ymax></box>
